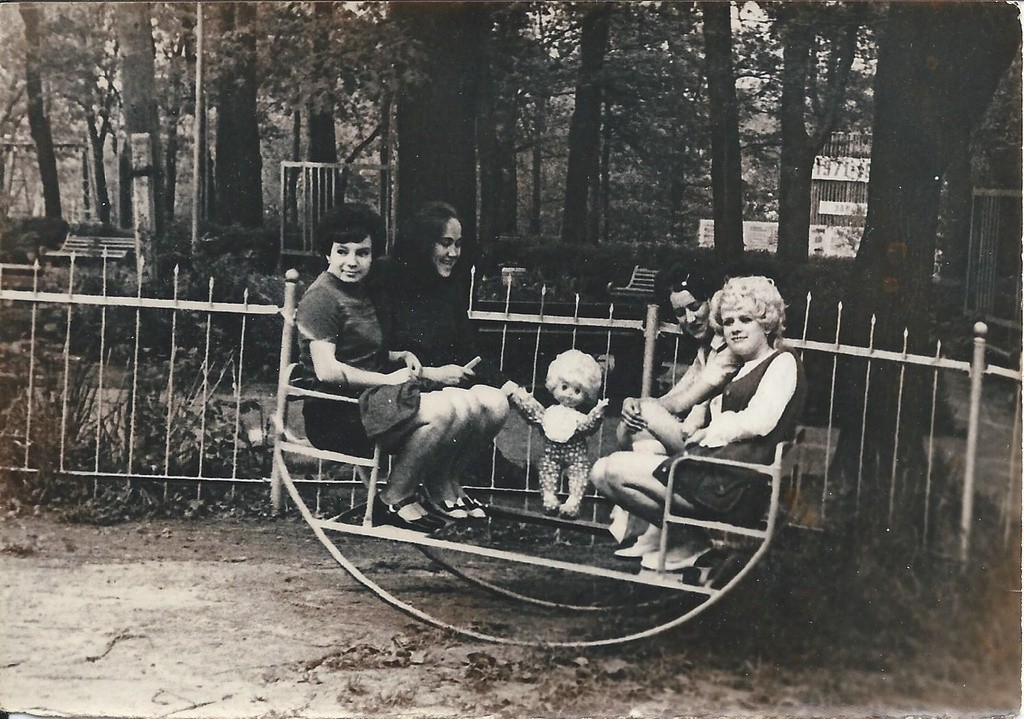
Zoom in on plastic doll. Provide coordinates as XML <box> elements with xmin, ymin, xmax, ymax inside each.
<box><xmin>510</xmin><ymin>349</ymin><xmax>609</xmax><ymax>517</ymax></box>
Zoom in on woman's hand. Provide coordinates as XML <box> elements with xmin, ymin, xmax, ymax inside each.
<box><xmin>382</xmin><ymin>368</ymin><xmax>417</xmax><ymax>385</ymax></box>
<box><xmin>684</xmin><ymin>427</ymin><xmax>707</xmax><ymax>447</ymax></box>
<box><xmin>620</xmin><ymin>397</ymin><xmax>648</xmax><ymax>433</ymax></box>
<box><xmin>422</xmin><ymin>364</ymin><xmax>473</xmax><ymax>387</ymax></box>
<box><xmin>399</xmin><ymin>351</ymin><xmax>422</xmax><ymax>376</ymax></box>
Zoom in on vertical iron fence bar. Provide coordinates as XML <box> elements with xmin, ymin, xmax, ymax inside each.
<box><xmin>571</xmin><ymin>293</ymin><xmax>580</xmax><ymax>349</ymax></box>
<box><xmin>524</xmin><ymin>284</ymin><xmax>547</xmax><ymax>500</ymax></box>
<box><xmin>960</xmin><ymin>321</ymin><xmax>988</xmax><ymax>564</ymax></box>
<box><xmin>640</xmin><ymin>304</ymin><xmax>659</xmax><ymax>399</ymax></box>
<box><xmin>231</xmin><ymin>289</ymin><xmax>249</xmax><ymax>480</ymax></box>
<box><xmin>22</xmin><ymin>260</ymin><xmax>40</xmax><ymax>469</ymax></box>
<box><xmin>923</xmin><ymin>341</ymin><xmax>941</xmax><ymax>546</ymax></box>
<box><xmin>164</xmin><ymin>265</ymin><xmax>180</xmax><ymax>481</ymax></box>
<box><xmin>93</xmin><ymin>252</ymin><xmax>110</xmax><ymax>483</ymax></box>
<box><xmin>596</xmin><ymin>302</ymin><xmax>614</xmax><ymax>460</ymax></box>
<box><xmin>127</xmin><ymin>258</ymin><xmax>144</xmax><ymax>474</ymax></box>
<box><xmin>888</xmin><ymin>328</ymin><xmax>909</xmax><ymax>527</ymax></box>
<box><xmin>855</xmin><ymin>314</ymin><xmax>876</xmax><ymax>519</ymax></box>
<box><xmin>271</xmin><ymin>269</ymin><xmax>300</xmax><ymax>513</ymax></box>
<box><xmin>197</xmin><ymin>277</ymin><xmax>214</xmax><ymax>488</ymax></box>
<box><xmin>670</xmin><ymin>334</ymin><xmax>680</xmax><ymax>386</ymax></box>
<box><xmin>800</xmin><ymin>291</ymin><xmax>811</xmax><ymax>362</ymax></box>
<box><xmin>59</xmin><ymin>255</ymin><xmax>76</xmax><ymax>472</ymax></box>
<box><xmin>278</xmin><ymin>163</ymin><xmax>286</xmax><ymax>269</ymax></box>
<box><xmin>822</xmin><ymin>301</ymin><xmax>843</xmax><ymax>521</ymax></box>
<box><xmin>963</xmin><ymin>193</ymin><xmax>978</xmax><ymax>314</ymax></box>
<box><xmin>301</xmin><ymin>166</ymin><xmax>307</xmax><ymax>252</ymax></box>
<box><xmin>491</xmin><ymin>274</ymin><xmax>514</xmax><ymax>489</ymax></box>
<box><xmin>1004</xmin><ymin>375</ymin><xmax>1022</xmax><ymax>547</ymax></box>
<box><xmin>793</xmin><ymin>292</ymin><xmax>812</xmax><ymax>503</ymax></box>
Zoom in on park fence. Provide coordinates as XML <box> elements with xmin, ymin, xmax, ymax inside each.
<box><xmin>0</xmin><ymin>259</ymin><xmax>1019</xmax><ymax>563</ymax></box>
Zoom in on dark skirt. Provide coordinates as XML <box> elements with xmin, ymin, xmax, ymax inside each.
<box><xmin>653</xmin><ymin>442</ymin><xmax>773</xmax><ymax>528</ymax></box>
<box><xmin>302</xmin><ymin>397</ymin><xmax>375</xmax><ymax>458</ymax></box>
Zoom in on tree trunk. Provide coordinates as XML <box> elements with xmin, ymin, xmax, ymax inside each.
<box><xmin>561</xmin><ymin>5</ymin><xmax>612</xmax><ymax>244</ymax></box>
<box><xmin>830</xmin><ymin>3</ymin><xmax>1020</xmax><ymax>524</ymax></box>
<box><xmin>116</xmin><ymin>1</ymin><xmax>165</xmax><ymax>235</ymax></box>
<box><xmin>600</xmin><ymin>103</ymin><xmax>612</xmax><ymax>242</ymax></box>
<box><xmin>776</xmin><ymin>6</ymin><xmax>860</xmax><ymax>264</ymax></box>
<box><xmin>378</xmin><ymin>94</ymin><xmax>392</xmax><ymax>243</ymax></box>
<box><xmin>776</xmin><ymin>14</ymin><xmax>814</xmax><ymax>264</ymax></box>
<box><xmin>940</xmin><ymin>141</ymin><xmax>972</xmax><ymax>282</ymax></box>
<box><xmin>214</xmin><ymin>2</ymin><xmax>263</xmax><ymax>227</ymax></box>
<box><xmin>478</xmin><ymin>7</ymin><xmax>520</xmax><ymax>246</ymax></box>
<box><xmin>701</xmin><ymin>2</ymin><xmax>744</xmax><ymax>263</ymax></box>
<box><xmin>394</xmin><ymin>1</ymin><xmax>485</xmax><ymax>270</ymax></box>
<box><xmin>306</xmin><ymin>2</ymin><xmax>337</xmax><ymax>165</ymax></box>
<box><xmin>164</xmin><ymin>106</ymin><xmax>179</xmax><ymax>221</ymax></box>
<box><xmin>19</xmin><ymin>4</ymin><xmax>62</xmax><ymax>219</ymax></box>
<box><xmin>529</xmin><ymin>94</ymin><xmax>546</xmax><ymax>235</ymax></box>
<box><xmin>85</xmin><ymin>113</ymin><xmax>112</xmax><ymax>226</ymax></box>
<box><xmin>287</xmin><ymin>108</ymin><xmax>301</xmax><ymax>227</ymax></box>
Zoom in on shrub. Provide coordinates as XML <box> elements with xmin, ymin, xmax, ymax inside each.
<box><xmin>0</xmin><ymin>217</ymin><xmax>70</xmax><ymax>262</ymax></box>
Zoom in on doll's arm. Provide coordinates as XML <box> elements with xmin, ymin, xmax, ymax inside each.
<box><xmin>509</xmin><ymin>387</ymin><xmax>547</xmax><ymax>427</ymax></box>
<box><xmin>575</xmin><ymin>398</ymin><xmax>610</xmax><ymax>436</ymax></box>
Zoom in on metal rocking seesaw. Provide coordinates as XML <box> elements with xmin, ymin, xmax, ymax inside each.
<box><xmin>270</xmin><ymin>270</ymin><xmax>798</xmax><ymax>648</ymax></box>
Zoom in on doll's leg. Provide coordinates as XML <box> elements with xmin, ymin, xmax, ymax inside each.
<box><xmin>559</xmin><ymin>449</ymin><xmax>591</xmax><ymax>518</ymax></box>
<box><xmin>537</xmin><ymin>448</ymin><xmax>561</xmax><ymax>512</ymax></box>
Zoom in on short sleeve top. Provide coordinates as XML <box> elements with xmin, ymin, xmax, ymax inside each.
<box><xmin>295</xmin><ymin>272</ymin><xmax>387</xmax><ymax>387</ymax></box>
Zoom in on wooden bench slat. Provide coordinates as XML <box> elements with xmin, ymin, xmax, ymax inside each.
<box><xmin>608</xmin><ymin>265</ymin><xmax>658</xmax><ymax>301</ymax></box>
<box><xmin>49</xmin><ymin>234</ymin><xmax>135</xmax><ymax>260</ymax></box>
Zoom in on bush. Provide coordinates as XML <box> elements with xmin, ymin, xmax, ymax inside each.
<box><xmin>0</xmin><ymin>217</ymin><xmax>70</xmax><ymax>262</ymax></box>
<box><xmin>477</xmin><ymin>235</ymin><xmax>853</xmax><ymax>325</ymax></box>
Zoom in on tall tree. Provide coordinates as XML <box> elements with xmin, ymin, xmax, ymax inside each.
<box><xmin>775</xmin><ymin>4</ymin><xmax>862</xmax><ymax>264</ymax></box>
<box><xmin>394</xmin><ymin>1</ymin><xmax>486</xmax><ymax>267</ymax></box>
<box><xmin>19</xmin><ymin>3</ymin><xmax>61</xmax><ymax>219</ymax></box>
<box><xmin>45</xmin><ymin>6</ymin><xmax>118</xmax><ymax>227</ymax></box>
<box><xmin>702</xmin><ymin>2</ymin><xmax>743</xmax><ymax>262</ymax></box>
<box><xmin>479</xmin><ymin>4</ymin><xmax>525</xmax><ymax>245</ymax></box>
<box><xmin>560</xmin><ymin>4</ymin><xmax>612</xmax><ymax>244</ymax></box>
<box><xmin>116</xmin><ymin>2</ymin><xmax>165</xmax><ymax>235</ymax></box>
<box><xmin>213</xmin><ymin>2</ymin><xmax>263</xmax><ymax>227</ymax></box>
<box><xmin>152</xmin><ymin>3</ymin><xmax>196</xmax><ymax>223</ymax></box>
<box><xmin>307</xmin><ymin>2</ymin><xmax>338</xmax><ymax>165</ymax></box>
<box><xmin>831</xmin><ymin>3</ymin><xmax>1020</xmax><ymax>519</ymax></box>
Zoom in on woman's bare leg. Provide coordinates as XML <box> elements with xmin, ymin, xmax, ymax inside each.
<box><xmin>420</xmin><ymin>387</ymin><xmax>476</xmax><ymax>504</ymax></box>
<box><xmin>379</xmin><ymin>392</ymin><xmax>459</xmax><ymax>506</ymax></box>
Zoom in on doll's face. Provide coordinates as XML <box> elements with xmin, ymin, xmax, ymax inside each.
<box><xmin>552</xmin><ymin>379</ymin><xmax>586</xmax><ymax>409</ymax></box>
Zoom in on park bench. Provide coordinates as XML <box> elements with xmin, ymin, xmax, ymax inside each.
<box><xmin>48</xmin><ymin>233</ymin><xmax>135</xmax><ymax>260</ymax></box>
<box><xmin>0</xmin><ymin>263</ymin><xmax>39</xmax><ymax>290</ymax></box>
<box><xmin>607</xmin><ymin>265</ymin><xmax>658</xmax><ymax>302</ymax></box>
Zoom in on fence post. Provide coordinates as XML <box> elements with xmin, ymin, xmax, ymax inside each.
<box><xmin>640</xmin><ymin>303</ymin><xmax>659</xmax><ymax>398</ymax></box>
<box><xmin>271</xmin><ymin>269</ymin><xmax>300</xmax><ymax>514</ymax></box>
<box><xmin>960</xmin><ymin>321</ymin><xmax>987</xmax><ymax>564</ymax></box>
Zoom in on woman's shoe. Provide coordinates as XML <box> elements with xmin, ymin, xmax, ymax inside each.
<box><xmin>640</xmin><ymin>544</ymin><xmax>712</xmax><ymax>572</ymax></box>
<box><xmin>614</xmin><ymin>526</ymin><xmax>662</xmax><ymax>559</ymax></box>
<box><xmin>418</xmin><ymin>491</ymin><xmax>468</xmax><ymax>521</ymax></box>
<box><xmin>453</xmin><ymin>495</ymin><xmax>488</xmax><ymax>520</ymax></box>
<box><xmin>371</xmin><ymin>494</ymin><xmax>445</xmax><ymax>533</ymax></box>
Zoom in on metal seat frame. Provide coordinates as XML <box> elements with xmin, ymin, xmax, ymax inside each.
<box><xmin>271</xmin><ymin>269</ymin><xmax>797</xmax><ymax>647</ymax></box>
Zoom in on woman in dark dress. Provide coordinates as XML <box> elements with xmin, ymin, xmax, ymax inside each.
<box><xmin>374</xmin><ymin>202</ymin><xmax>516</xmax><ymax>518</ymax></box>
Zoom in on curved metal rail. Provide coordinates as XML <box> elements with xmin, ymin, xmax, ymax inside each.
<box><xmin>274</xmin><ymin>438</ymin><xmax>788</xmax><ymax>647</ymax></box>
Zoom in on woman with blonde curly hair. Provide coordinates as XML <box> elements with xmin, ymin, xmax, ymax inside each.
<box><xmin>592</xmin><ymin>276</ymin><xmax>806</xmax><ymax>572</ymax></box>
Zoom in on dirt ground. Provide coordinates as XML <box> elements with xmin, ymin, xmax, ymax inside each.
<box><xmin>0</xmin><ymin>513</ymin><xmax>1019</xmax><ymax>719</ymax></box>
